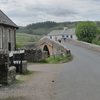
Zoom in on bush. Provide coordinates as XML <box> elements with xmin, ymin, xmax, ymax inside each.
<box><xmin>76</xmin><ymin>21</ymin><xmax>98</xmax><ymax>43</ymax></box>
<box><xmin>92</xmin><ymin>35</ymin><xmax>100</xmax><ymax>45</ymax></box>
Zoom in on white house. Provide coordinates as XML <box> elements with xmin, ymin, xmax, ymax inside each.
<box><xmin>46</xmin><ymin>28</ymin><xmax>77</xmax><ymax>41</ymax></box>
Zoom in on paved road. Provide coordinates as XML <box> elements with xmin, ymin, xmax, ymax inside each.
<box><xmin>0</xmin><ymin>42</ymin><xmax>100</xmax><ymax>100</ymax></box>
<box><xmin>54</xmin><ymin>42</ymin><xmax>100</xmax><ymax>100</ymax></box>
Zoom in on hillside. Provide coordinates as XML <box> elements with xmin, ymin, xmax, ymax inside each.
<box><xmin>17</xmin><ymin>21</ymin><xmax>78</xmax><ymax>35</ymax></box>
<box><xmin>17</xmin><ymin>21</ymin><xmax>100</xmax><ymax>36</ymax></box>
<box><xmin>16</xmin><ymin>33</ymin><xmax>41</xmax><ymax>47</ymax></box>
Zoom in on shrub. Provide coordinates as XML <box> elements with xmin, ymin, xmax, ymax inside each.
<box><xmin>76</xmin><ymin>21</ymin><xmax>98</xmax><ymax>43</ymax></box>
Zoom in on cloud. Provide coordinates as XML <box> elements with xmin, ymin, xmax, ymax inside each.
<box><xmin>0</xmin><ymin>0</ymin><xmax>100</xmax><ymax>26</ymax></box>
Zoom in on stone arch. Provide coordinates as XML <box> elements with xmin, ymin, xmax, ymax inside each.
<box><xmin>43</xmin><ymin>45</ymin><xmax>50</xmax><ymax>57</ymax></box>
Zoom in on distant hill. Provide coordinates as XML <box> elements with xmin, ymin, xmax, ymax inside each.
<box><xmin>17</xmin><ymin>21</ymin><xmax>100</xmax><ymax>35</ymax></box>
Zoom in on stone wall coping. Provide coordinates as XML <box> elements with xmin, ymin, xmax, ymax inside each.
<box><xmin>68</xmin><ymin>39</ymin><xmax>100</xmax><ymax>52</ymax></box>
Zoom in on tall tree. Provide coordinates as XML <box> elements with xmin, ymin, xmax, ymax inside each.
<box><xmin>76</xmin><ymin>21</ymin><xmax>98</xmax><ymax>43</ymax></box>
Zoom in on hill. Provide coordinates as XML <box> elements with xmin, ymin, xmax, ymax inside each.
<box><xmin>17</xmin><ymin>21</ymin><xmax>78</xmax><ymax>35</ymax></box>
<box><xmin>16</xmin><ymin>33</ymin><xmax>41</xmax><ymax>47</ymax></box>
<box><xmin>17</xmin><ymin>21</ymin><xmax>100</xmax><ymax>36</ymax></box>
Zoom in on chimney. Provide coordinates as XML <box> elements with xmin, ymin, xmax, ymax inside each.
<box><xmin>64</xmin><ymin>27</ymin><xmax>68</xmax><ymax>31</ymax></box>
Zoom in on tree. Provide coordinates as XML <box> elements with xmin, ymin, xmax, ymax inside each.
<box><xmin>92</xmin><ymin>29</ymin><xmax>100</xmax><ymax>45</ymax></box>
<box><xmin>75</xmin><ymin>21</ymin><xmax>98</xmax><ymax>43</ymax></box>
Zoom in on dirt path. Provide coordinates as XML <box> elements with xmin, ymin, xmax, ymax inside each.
<box><xmin>0</xmin><ymin>63</ymin><xmax>60</xmax><ymax>100</ymax></box>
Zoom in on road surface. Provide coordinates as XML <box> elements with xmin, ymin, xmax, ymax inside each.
<box><xmin>0</xmin><ymin>42</ymin><xmax>100</xmax><ymax>100</ymax></box>
<box><xmin>54</xmin><ymin>42</ymin><xmax>100</xmax><ymax>100</ymax></box>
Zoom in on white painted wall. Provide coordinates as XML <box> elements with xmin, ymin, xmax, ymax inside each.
<box><xmin>46</xmin><ymin>34</ymin><xmax>77</xmax><ymax>41</ymax></box>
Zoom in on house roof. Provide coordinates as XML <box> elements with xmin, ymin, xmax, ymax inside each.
<box><xmin>0</xmin><ymin>10</ymin><xmax>18</xmax><ymax>28</ymax></box>
<box><xmin>48</xmin><ymin>28</ymin><xmax>75</xmax><ymax>36</ymax></box>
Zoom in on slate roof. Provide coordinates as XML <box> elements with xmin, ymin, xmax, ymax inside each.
<box><xmin>0</xmin><ymin>10</ymin><xmax>18</xmax><ymax>28</ymax></box>
<box><xmin>48</xmin><ymin>28</ymin><xmax>75</xmax><ymax>36</ymax></box>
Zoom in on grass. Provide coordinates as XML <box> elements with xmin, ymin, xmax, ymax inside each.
<box><xmin>12</xmin><ymin>70</ymin><xmax>33</xmax><ymax>85</ymax></box>
<box><xmin>21</xmin><ymin>70</ymin><xmax>33</xmax><ymax>75</ymax></box>
<box><xmin>40</xmin><ymin>54</ymin><xmax>73</xmax><ymax>64</ymax></box>
<box><xmin>16</xmin><ymin>33</ymin><xmax>41</xmax><ymax>48</ymax></box>
<box><xmin>12</xmin><ymin>79</ymin><xmax>23</xmax><ymax>84</ymax></box>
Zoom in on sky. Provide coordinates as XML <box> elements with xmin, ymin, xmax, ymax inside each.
<box><xmin>0</xmin><ymin>0</ymin><xmax>100</xmax><ymax>26</ymax></box>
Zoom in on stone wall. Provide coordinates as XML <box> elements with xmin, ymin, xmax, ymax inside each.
<box><xmin>24</xmin><ymin>49</ymin><xmax>48</xmax><ymax>62</ymax></box>
<box><xmin>0</xmin><ymin>51</ymin><xmax>9</xmax><ymax>84</ymax></box>
<box><xmin>0</xmin><ymin>50</ymin><xmax>16</xmax><ymax>85</ymax></box>
<box><xmin>21</xmin><ymin>61</ymin><xmax>27</xmax><ymax>74</ymax></box>
<box><xmin>68</xmin><ymin>39</ymin><xmax>100</xmax><ymax>52</ymax></box>
<box><xmin>8</xmin><ymin>66</ymin><xmax>16</xmax><ymax>84</ymax></box>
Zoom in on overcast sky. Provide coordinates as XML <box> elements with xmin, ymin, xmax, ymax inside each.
<box><xmin>0</xmin><ymin>0</ymin><xmax>100</xmax><ymax>26</ymax></box>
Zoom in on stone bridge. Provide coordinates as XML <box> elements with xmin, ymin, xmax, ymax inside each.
<box><xmin>39</xmin><ymin>37</ymin><xmax>70</xmax><ymax>56</ymax></box>
<box><xmin>39</xmin><ymin>37</ymin><xmax>100</xmax><ymax>57</ymax></box>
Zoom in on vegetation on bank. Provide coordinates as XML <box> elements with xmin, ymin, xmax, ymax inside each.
<box><xmin>92</xmin><ymin>28</ymin><xmax>100</xmax><ymax>45</ymax></box>
<box><xmin>40</xmin><ymin>54</ymin><xmax>73</xmax><ymax>64</ymax></box>
<box><xmin>76</xmin><ymin>21</ymin><xmax>100</xmax><ymax>45</ymax></box>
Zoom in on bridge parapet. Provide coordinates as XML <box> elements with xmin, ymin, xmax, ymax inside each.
<box><xmin>68</xmin><ymin>39</ymin><xmax>100</xmax><ymax>52</ymax></box>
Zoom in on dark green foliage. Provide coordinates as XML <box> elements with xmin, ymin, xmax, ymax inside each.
<box><xmin>76</xmin><ymin>21</ymin><xmax>98</xmax><ymax>43</ymax></box>
<box><xmin>92</xmin><ymin>28</ymin><xmax>100</xmax><ymax>45</ymax></box>
<box><xmin>26</xmin><ymin>21</ymin><xmax>57</xmax><ymax>29</ymax></box>
<box><xmin>92</xmin><ymin>34</ymin><xmax>100</xmax><ymax>45</ymax></box>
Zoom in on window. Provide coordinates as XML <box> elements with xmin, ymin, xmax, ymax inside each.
<box><xmin>8</xmin><ymin>29</ymin><xmax>11</xmax><ymax>42</ymax></box>
<box><xmin>50</xmin><ymin>36</ymin><xmax>52</xmax><ymax>39</ymax></box>
<box><xmin>0</xmin><ymin>28</ymin><xmax>3</xmax><ymax>49</ymax></box>
<box><xmin>8</xmin><ymin>29</ymin><xmax>11</xmax><ymax>51</ymax></box>
<box><xmin>62</xmin><ymin>35</ymin><xmax>64</xmax><ymax>38</ymax></box>
<box><xmin>8</xmin><ymin>42</ymin><xmax>11</xmax><ymax>51</ymax></box>
<box><xmin>70</xmin><ymin>35</ymin><xmax>73</xmax><ymax>38</ymax></box>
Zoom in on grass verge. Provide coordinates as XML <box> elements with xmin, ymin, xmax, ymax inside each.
<box><xmin>40</xmin><ymin>54</ymin><xmax>73</xmax><ymax>64</ymax></box>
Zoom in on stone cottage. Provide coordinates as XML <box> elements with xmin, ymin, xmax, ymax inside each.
<box><xmin>46</xmin><ymin>27</ymin><xmax>77</xmax><ymax>41</ymax></box>
<box><xmin>0</xmin><ymin>10</ymin><xmax>18</xmax><ymax>51</ymax></box>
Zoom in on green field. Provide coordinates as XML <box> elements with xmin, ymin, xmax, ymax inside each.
<box><xmin>16</xmin><ymin>33</ymin><xmax>42</xmax><ymax>48</ymax></box>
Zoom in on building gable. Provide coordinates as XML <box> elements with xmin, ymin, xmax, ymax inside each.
<box><xmin>0</xmin><ymin>10</ymin><xmax>18</xmax><ymax>28</ymax></box>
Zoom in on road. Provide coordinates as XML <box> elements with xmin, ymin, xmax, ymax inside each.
<box><xmin>54</xmin><ymin>42</ymin><xmax>100</xmax><ymax>100</ymax></box>
<box><xmin>0</xmin><ymin>42</ymin><xmax>100</xmax><ymax>100</ymax></box>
